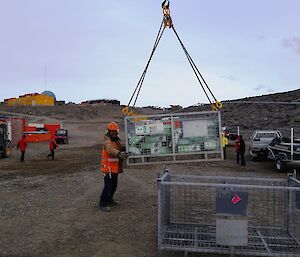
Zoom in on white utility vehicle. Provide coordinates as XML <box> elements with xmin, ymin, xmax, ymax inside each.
<box><xmin>249</xmin><ymin>130</ymin><xmax>282</xmax><ymax>160</ymax></box>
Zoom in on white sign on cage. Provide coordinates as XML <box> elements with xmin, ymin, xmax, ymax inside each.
<box><xmin>182</xmin><ymin>120</ymin><xmax>208</xmax><ymax>137</ymax></box>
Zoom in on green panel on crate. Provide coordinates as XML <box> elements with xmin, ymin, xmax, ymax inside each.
<box><xmin>190</xmin><ymin>137</ymin><xmax>206</xmax><ymax>143</ymax></box>
<box><xmin>204</xmin><ymin>139</ymin><xmax>219</xmax><ymax>150</ymax></box>
<box><xmin>177</xmin><ymin>137</ymin><xmax>206</xmax><ymax>145</ymax></box>
<box><xmin>144</xmin><ymin>135</ymin><xmax>167</xmax><ymax>144</ymax></box>
<box><xmin>128</xmin><ymin>136</ymin><xmax>143</xmax><ymax>146</ymax></box>
<box><xmin>177</xmin><ymin>138</ymin><xmax>195</xmax><ymax>145</ymax></box>
<box><xmin>141</xmin><ymin>141</ymin><xmax>162</xmax><ymax>149</ymax></box>
<box><xmin>177</xmin><ymin>144</ymin><xmax>201</xmax><ymax>153</ymax></box>
<box><xmin>128</xmin><ymin>146</ymin><xmax>142</xmax><ymax>155</ymax></box>
<box><xmin>163</xmin><ymin>127</ymin><xmax>172</xmax><ymax>135</ymax></box>
<box><xmin>150</xmin><ymin>147</ymin><xmax>172</xmax><ymax>155</ymax></box>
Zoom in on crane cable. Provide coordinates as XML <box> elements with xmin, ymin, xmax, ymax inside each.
<box><xmin>123</xmin><ymin>1</ymin><xmax>221</xmax><ymax>116</ymax></box>
<box><xmin>126</xmin><ymin>20</ymin><xmax>165</xmax><ymax>108</ymax></box>
<box><xmin>172</xmin><ymin>25</ymin><xmax>222</xmax><ymax>110</ymax></box>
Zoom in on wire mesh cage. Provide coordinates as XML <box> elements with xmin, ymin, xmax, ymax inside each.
<box><xmin>157</xmin><ymin>172</ymin><xmax>300</xmax><ymax>257</ymax></box>
<box><xmin>125</xmin><ymin>111</ymin><xmax>222</xmax><ymax>165</ymax></box>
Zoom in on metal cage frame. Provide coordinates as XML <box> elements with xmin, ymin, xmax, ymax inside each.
<box><xmin>157</xmin><ymin>172</ymin><xmax>300</xmax><ymax>257</ymax></box>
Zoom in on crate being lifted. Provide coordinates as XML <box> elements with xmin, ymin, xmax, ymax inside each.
<box><xmin>125</xmin><ymin>111</ymin><xmax>223</xmax><ymax>165</ymax></box>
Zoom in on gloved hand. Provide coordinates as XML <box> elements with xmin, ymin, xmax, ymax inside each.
<box><xmin>118</xmin><ymin>151</ymin><xmax>128</xmax><ymax>159</ymax></box>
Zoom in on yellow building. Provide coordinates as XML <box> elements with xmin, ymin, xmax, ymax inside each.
<box><xmin>31</xmin><ymin>94</ymin><xmax>55</xmax><ymax>106</ymax></box>
<box><xmin>6</xmin><ymin>94</ymin><xmax>55</xmax><ymax>106</ymax></box>
<box><xmin>6</xmin><ymin>98</ymin><xmax>17</xmax><ymax>106</ymax></box>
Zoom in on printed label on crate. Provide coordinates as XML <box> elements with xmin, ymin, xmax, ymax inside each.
<box><xmin>135</xmin><ymin>121</ymin><xmax>164</xmax><ymax>135</ymax></box>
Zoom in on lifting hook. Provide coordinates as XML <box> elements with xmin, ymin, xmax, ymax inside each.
<box><xmin>162</xmin><ymin>0</ymin><xmax>172</xmax><ymax>28</ymax></box>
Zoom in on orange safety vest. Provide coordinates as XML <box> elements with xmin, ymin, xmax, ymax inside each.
<box><xmin>101</xmin><ymin>141</ymin><xmax>122</xmax><ymax>173</ymax></box>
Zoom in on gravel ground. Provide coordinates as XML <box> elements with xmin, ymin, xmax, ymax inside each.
<box><xmin>0</xmin><ymin>103</ymin><xmax>297</xmax><ymax>257</ymax></box>
<box><xmin>0</xmin><ymin>144</ymin><xmax>288</xmax><ymax>257</ymax></box>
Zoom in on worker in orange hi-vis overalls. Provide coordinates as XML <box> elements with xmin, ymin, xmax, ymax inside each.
<box><xmin>99</xmin><ymin>122</ymin><xmax>128</xmax><ymax>212</ymax></box>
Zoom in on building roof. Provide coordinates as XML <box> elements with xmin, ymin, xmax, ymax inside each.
<box><xmin>41</xmin><ymin>91</ymin><xmax>56</xmax><ymax>101</ymax></box>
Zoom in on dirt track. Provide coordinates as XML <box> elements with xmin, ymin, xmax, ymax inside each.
<box><xmin>0</xmin><ymin>105</ymin><xmax>294</xmax><ymax>257</ymax></box>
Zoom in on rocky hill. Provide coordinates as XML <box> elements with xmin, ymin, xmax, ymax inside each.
<box><xmin>175</xmin><ymin>89</ymin><xmax>300</xmax><ymax>138</ymax></box>
<box><xmin>1</xmin><ymin>89</ymin><xmax>299</xmax><ymax>138</ymax></box>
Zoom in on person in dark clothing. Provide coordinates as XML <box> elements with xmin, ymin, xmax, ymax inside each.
<box><xmin>234</xmin><ymin>136</ymin><xmax>241</xmax><ymax>164</ymax></box>
<box><xmin>235</xmin><ymin>136</ymin><xmax>246</xmax><ymax>166</ymax></box>
<box><xmin>17</xmin><ymin>135</ymin><xmax>27</xmax><ymax>162</ymax></box>
<box><xmin>100</xmin><ymin>172</ymin><xmax>119</xmax><ymax>209</ymax></box>
<box><xmin>47</xmin><ymin>138</ymin><xmax>58</xmax><ymax>160</ymax></box>
<box><xmin>239</xmin><ymin>136</ymin><xmax>246</xmax><ymax>166</ymax></box>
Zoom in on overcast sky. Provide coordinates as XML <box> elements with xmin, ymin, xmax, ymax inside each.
<box><xmin>1</xmin><ymin>0</ymin><xmax>299</xmax><ymax>107</ymax></box>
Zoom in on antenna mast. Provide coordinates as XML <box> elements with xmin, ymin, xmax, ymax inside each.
<box><xmin>44</xmin><ymin>64</ymin><xmax>47</xmax><ymax>91</ymax></box>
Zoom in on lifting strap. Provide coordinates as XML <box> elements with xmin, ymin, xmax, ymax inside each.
<box><xmin>124</xmin><ymin>1</ymin><xmax>221</xmax><ymax>115</ymax></box>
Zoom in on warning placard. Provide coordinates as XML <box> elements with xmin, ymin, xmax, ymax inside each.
<box><xmin>216</xmin><ymin>189</ymin><xmax>248</xmax><ymax>216</ymax></box>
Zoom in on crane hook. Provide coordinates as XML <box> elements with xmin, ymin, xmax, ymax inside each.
<box><xmin>161</xmin><ymin>0</ymin><xmax>172</xmax><ymax>28</ymax></box>
<box><xmin>162</xmin><ymin>0</ymin><xmax>170</xmax><ymax>12</ymax></box>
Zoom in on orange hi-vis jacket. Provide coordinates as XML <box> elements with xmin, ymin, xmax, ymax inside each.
<box><xmin>101</xmin><ymin>134</ymin><xmax>122</xmax><ymax>174</ymax></box>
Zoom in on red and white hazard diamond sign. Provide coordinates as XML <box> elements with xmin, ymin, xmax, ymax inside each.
<box><xmin>231</xmin><ymin>194</ymin><xmax>242</xmax><ymax>204</ymax></box>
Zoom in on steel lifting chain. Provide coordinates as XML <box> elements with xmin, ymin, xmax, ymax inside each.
<box><xmin>171</xmin><ymin>25</ymin><xmax>222</xmax><ymax>110</ymax></box>
<box><xmin>122</xmin><ymin>19</ymin><xmax>165</xmax><ymax>117</ymax></box>
<box><xmin>123</xmin><ymin>1</ymin><xmax>221</xmax><ymax>116</ymax></box>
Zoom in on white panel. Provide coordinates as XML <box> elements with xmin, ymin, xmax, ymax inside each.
<box><xmin>28</xmin><ymin>123</ymin><xmax>44</xmax><ymax>128</ymax></box>
<box><xmin>182</xmin><ymin>120</ymin><xmax>208</xmax><ymax>137</ymax></box>
<box><xmin>216</xmin><ymin>219</ymin><xmax>248</xmax><ymax>246</ymax></box>
<box><xmin>135</xmin><ymin>121</ymin><xmax>164</xmax><ymax>135</ymax></box>
<box><xmin>7</xmin><ymin>121</ymin><xmax>12</xmax><ymax>142</ymax></box>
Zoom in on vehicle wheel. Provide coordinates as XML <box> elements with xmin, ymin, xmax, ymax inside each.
<box><xmin>275</xmin><ymin>159</ymin><xmax>286</xmax><ymax>172</ymax></box>
<box><xmin>3</xmin><ymin>141</ymin><xmax>12</xmax><ymax>158</ymax></box>
<box><xmin>249</xmin><ymin>148</ymin><xmax>257</xmax><ymax>161</ymax></box>
<box><xmin>262</xmin><ymin>153</ymin><xmax>268</xmax><ymax>161</ymax></box>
